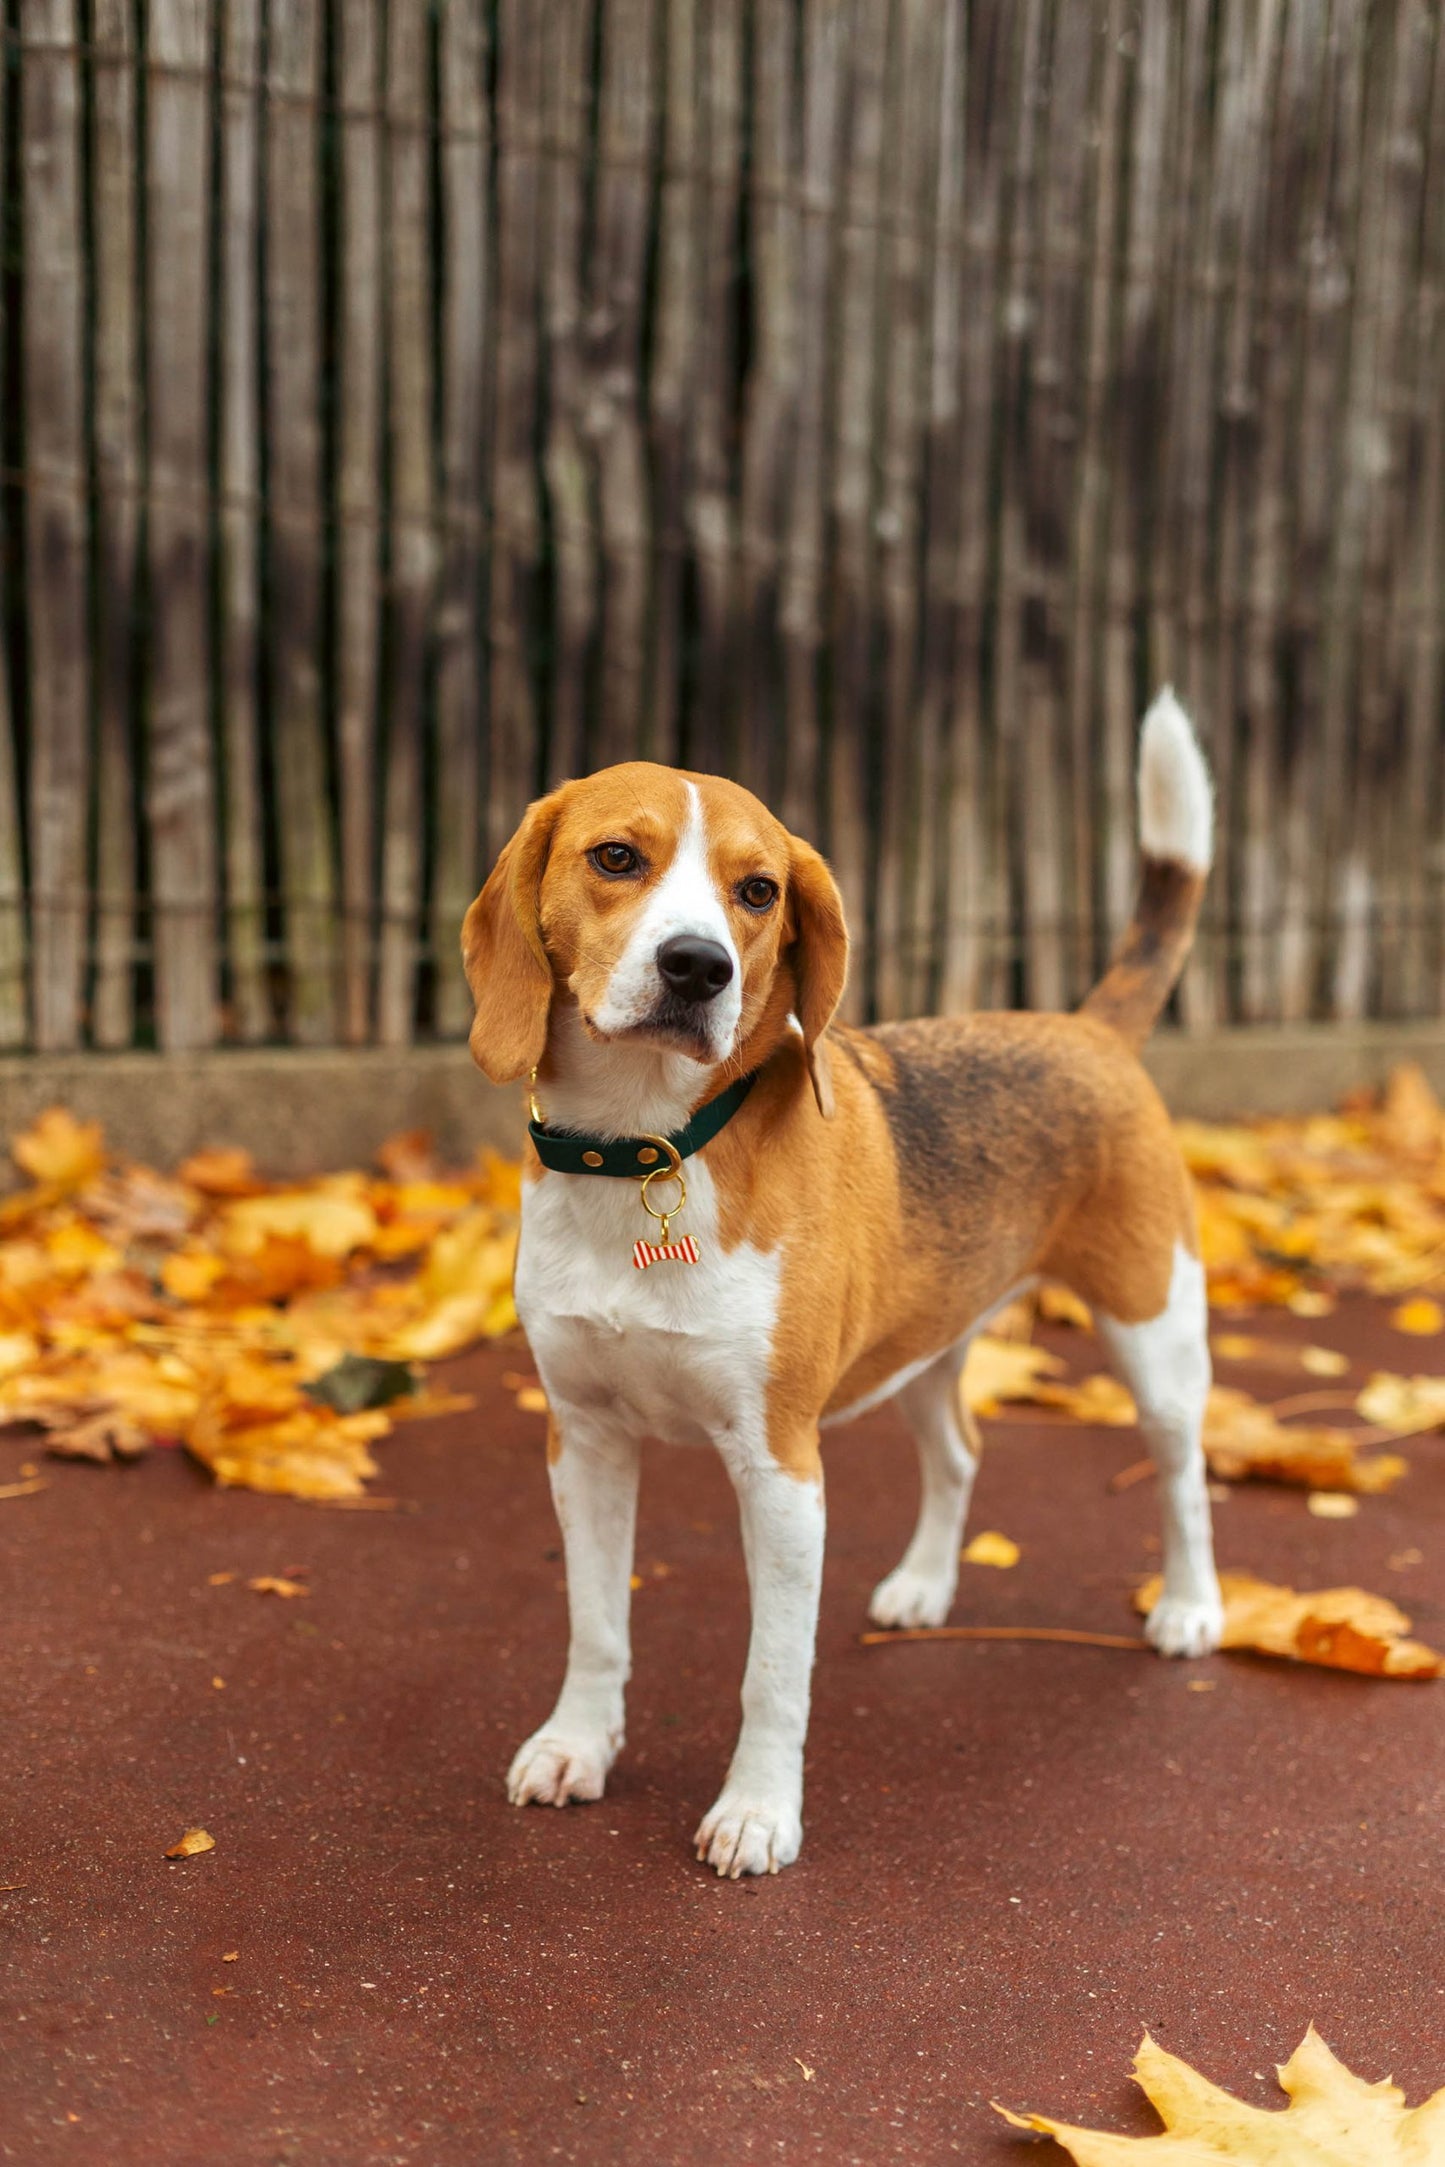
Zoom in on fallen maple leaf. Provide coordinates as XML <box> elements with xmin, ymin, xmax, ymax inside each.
<box><xmin>164</xmin><ymin>1828</ymin><xmax>215</xmax><ymax>1859</ymax></box>
<box><xmin>1136</xmin><ymin>1571</ymin><xmax>1444</xmax><ymax>1678</ymax></box>
<box><xmin>960</xmin><ymin>1337</ymin><xmax>1063</xmax><ymax>1415</ymax></box>
<box><xmin>1203</xmin><ymin>1386</ymin><xmax>1407</xmax><ymax>1492</ymax></box>
<box><xmin>995</xmin><ymin>2025</ymin><xmax>1445</xmax><ymax>2162</ymax></box>
<box><xmin>12</xmin><ymin>1107</ymin><xmax>105</xmax><ymax>1190</ymax></box>
<box><xmin>246</xmin><ymin>1576</ymin><xmax>309</xmax><ymax>1599</ymax></box>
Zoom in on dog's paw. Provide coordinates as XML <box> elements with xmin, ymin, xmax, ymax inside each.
<box><xmin>506</xmin><ymin>1728</ymin><xmax>615</xmax><ymax>1808</ymax></box>
<box><xmin>694</xmin><ymin>1792</ymin><xmax>802</xmax><ymax>1878</ymax></box>
<box><xmin>867</xmin><ymin>1564</ymin><xmax>956</xmax><ymax>1631</ymax></box>
<box><xmin>1144</xmin><ymin>1588</ymin><xmax>1224</xmax><ymax>1659</ymax></box>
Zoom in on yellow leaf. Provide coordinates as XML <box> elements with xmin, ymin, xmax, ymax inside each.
<box><xmin>1299</xmin><ymin>1345</ymin><xmax>1349</xmax><ymax>1377</ymax></box>
<box><xmin>1136</xmin><ymin>1571</ymin><xmax>1444</xmax><ymax>1679</ymax></box>
<box><xmin>1356</xmin><ymin>1372</ymin><xmax>1445</xmax><ymax>1438</ymax></box>
<box><xmin>1037</xmin><ymin>1283</ymin><xmax>1093</xmax><ymax>1328</ymax></box>
<box><xmin>44</xmin><ymin>1220</ymin><xmax>121</xmax><ymax>1277</ymax></box>
<box><xmin>247</xmin><ymin>1575</ymin><xmax>308</xmax><ymax>1598</ymax></box>
<box><xmin>221</xmin><ymin>1178</ymin><xmax>378</xmax><ymax>1259</ymax></box>
<box><xmin>1032</xmin><ymin>1373</ymin><xmax>1138</xmax><ymax>1426</ymax></box>
<box><xmin>994</xmin><ymin>2026</ymin><xmax>1445</xmax><ymax>2163</ymax></box>
<box><xmin>516</xmin><ymin>1385</ymin><xmax>548</xmax><ymax>1414</ymax></box>
<box><xmin>1306</xmin><ymin>1492</ymin><xmax>1359</xmax><ymax>1519</ymax></box>
<box><xmin>161</xmin><ymin>1249</ymin><xmax>227</xmax><ymax>1302</ymax></box>
<box><xmin>960</xmin><ymin>1337</ymin><xmax>1063</xmax><ymax>1415</ymax></box>
<box><xmin>1203</xmin><ymin>1386</ymin><xmax>1405</xmax><ymax>1492</ymax></box>
<box><xmin>0</xmin><ymin>1330</ymin><xmax>38</xmax><ymax>1377</ymax></box>
<box><xmin>962</xmin><ymin>1531</ymin><xmax>1019</xmax><ymax>1568</ymax></box>
<box><xmin>12</xmin><ymin>1107</ymin><xmax>105</xmax><ymax>1189</ymax></box>
<box><xmin>1390</xmin><ymin>1297</ymin><xmax>1444</xmax><ymax>1336</ymax></box>
<box><xmin>164</xmin><ymin>1827</ymin><xmax>215</xmax><ymax>1859</ymax></box>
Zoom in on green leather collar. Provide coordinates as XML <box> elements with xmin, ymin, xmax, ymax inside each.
<box><xmin>528</xmin><ymin>1070</ymin><xmax>759</xmax><ymax>1178</ymax></box>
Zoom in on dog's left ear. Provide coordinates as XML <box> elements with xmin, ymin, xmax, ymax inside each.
<box><xmin>786</xmin><ymin>837</ymin><xmax>849</xmax><ymax>1118</ymax></box>
<box><xmin>461</xmin><ymin>792</ymin><xmax>564</xmax><ymax>1085</ymax></box>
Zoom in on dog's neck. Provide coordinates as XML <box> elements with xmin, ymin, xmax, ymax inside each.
<box><xmin>537</xmin><ymin>1005</ymin><xmax>718</xmax><ymax>1141</ymax></box>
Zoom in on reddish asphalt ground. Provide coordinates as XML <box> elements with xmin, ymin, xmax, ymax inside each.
<box><xmin>3</xmin><ymin>1302</ymin><xmax>1443</xmax><ymax>2165</ymax></box>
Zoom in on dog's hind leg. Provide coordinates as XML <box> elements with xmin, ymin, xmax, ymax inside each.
<box><xmin>1093</xmin><ymin>1243</ymin><xmax>1223</xmax><ymax>1658</ymax></box>
<box><xmin>867</xmin><ymin>1342</ymin><xmax>978</xmax><ymax>1630</ymax></box>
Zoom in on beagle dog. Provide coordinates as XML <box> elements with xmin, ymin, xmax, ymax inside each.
<box><xmin>463</xmin><ymin>691</ymin><xmax>1221</xmax><ymax>1877</ymax></box>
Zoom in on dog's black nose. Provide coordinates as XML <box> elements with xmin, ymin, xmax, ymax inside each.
<box><xmin>656</xmin><ymin>935</ymin><xmax>734</xmax><ymax>1003</ymax></box>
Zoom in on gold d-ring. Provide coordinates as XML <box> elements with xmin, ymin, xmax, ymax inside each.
<box><xmin>637</xmin><ymin>1135</ymin><xmax>686</xmax><ymax>1238</ymax></box>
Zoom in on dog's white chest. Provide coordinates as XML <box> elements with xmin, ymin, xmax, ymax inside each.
<box><xmin>515</xmin><ymin>1165</ymin><xmax>781</xmax><ymax>1448</ymax></box>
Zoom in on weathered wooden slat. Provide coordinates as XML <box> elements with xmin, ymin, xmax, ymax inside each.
<box><xmin>217</xmin><ymin>0</ymin><xmax>269</xmax><ymax>1044</ymax></box>
<box><xmin>375</xmin><ymin>0</ymin><xmax>436</xmax><ymax>1048</ymax></box>
<box><xmin>587</xmin><ymin>0</ymin><xmax>656</xmax><ymax>770</ymax></box>
<box><xmin>1396</xmin><ymin>3</ymin><xmax>1445</xmax><ymax>1016</ymax></box>
<box><xmin>648</xmin><ymin>0</ymin><xmax>700</xmax><ymax>771</ymax></box>
<box><xmin>88</xmin><ymin>0</ymin><xmax>140</xmax><ymax>1048</ymax></box>
<box><xmin>1347</xmin><ymin>3</ymin><xmax>1433</xmax><ymax>1020</ymax></box>
<box><xmin>907</xmin><ymin>0</ymin><xmax>964</xmax><ymax>1018</ymax></box>
<box><xmin>335</xmin><ymin>0</ymin><xmax>383</xmax><ymax>1044</ymax></box>
<box><xmin>777</xmin><ymin>0</ymin><xmax>844</xmax><ymax>851</ymax></box>
<box><xmin>487</xmin><ymin>0</ymin><xmax>545</xmax><ymax>864</ymax></box>
<box><xmin>0</xmin><ymin>24</ymin><xmax>20</xmax><ymax>1049</ymax></box>
<box><xmin>1099</xmin><ymin>0</ymin><xmax>1176</xmax><ymax>966</ymax></box>
<box><xmin>145</xmin><ymin>0</ymin><xmax>218</xmax><ymax>1049</ymax></box>
<box><xmin>432</xmin><ymin>0</ymin><xmax>492</xmax><ymax>1038</ymax></box>
<box><xmin>873</xmin><ymin>0</ymin><xmax>943</xmax><ymax>1020</ymax></box>
<box><xmin>938</xmin><ymin>0</ymin><xmax>1025</xmax><ymax>1015</ymax></box>
<box><xmin>736</xmin><ymin>0</ymin><xmax>801</xmax><ymax>809</ymax></box>
<box><xmin>1067</xmin><ymin>0</ymin><xmax>1132</xmax><ymax>1008</ymax></box>
<box><xmin>1213</xmin><ymin>0</ymin><xmax>1285</xmax><ymax>1025</ymax></box>
<box><xmin>1160</xmin><ymin>0</ymin><xmax>1227</xmax><ymax>1026</ymax></box>
<box><xmin>265</xmin><ymin>0</ymin><xmax>335</xmax><ymax>1045</ymax></box>
<box><xmin>539</xmin><ymin>0</ymin><xmax>598</xmax><ymax>785</ymax></box>
<box><xmin>21</xmin><ymin>0</ymin><xmax>89</xmax><ymax>1050</ymax></box>
<box><xmin>826</xmin><ymin>0</ymin><xmax>888</xmax><ymax>1018</ymax></box>
<box><xmin>684</xmin><ymin>0</ymin><xmax>743</xmax><ymax>775</ymax></box>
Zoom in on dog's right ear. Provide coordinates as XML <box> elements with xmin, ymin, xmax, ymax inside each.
<box><xmin>461</xmin><ymin>794</ymin><xmax>563</xmax><ymax>1085</ymax></box>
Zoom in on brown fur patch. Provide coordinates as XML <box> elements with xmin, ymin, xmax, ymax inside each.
<box><xmin>1081</xmin><ymin>858</ymin><xmax>1207</xmax><ymax>1048</ymax></box>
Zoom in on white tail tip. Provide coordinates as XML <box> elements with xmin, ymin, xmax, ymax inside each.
<box><xmin>1138</xmin><ymin>687</ymin><xmax>1213</xmax><ymax>873</ymax></box>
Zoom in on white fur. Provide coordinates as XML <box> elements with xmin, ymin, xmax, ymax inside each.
<box><xmin>589</xmin><ymin>782</ymin><xmax>743</xmax><ymax>1063</ymax></box>
<box><xmin>513</xmin><ymin>1121</ymin><xmax>822</xmax><ymax>1872</ymax></box>
<box><xmin>1138</xmin><ymin>688</ymin><xmax>1214</xmax><ymax>874</ymax></box>
<box><xmin>1094</xmin><ymin>1241</ymin><xmax>1223</xmax><ymax>1657</ymax></box>
<box><xmin>866</xmin><ymin>1340</ymin><xmax>978</xmax><ymax>1630</ymax></box>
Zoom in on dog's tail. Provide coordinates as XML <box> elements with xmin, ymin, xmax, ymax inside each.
<box><xmin>1080</xmin><ymin>689</ymin><xmax>1212</xmax><ymax>1050</ymax></box>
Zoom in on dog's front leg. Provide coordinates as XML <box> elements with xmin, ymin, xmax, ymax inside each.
<box><xmin>696</xmin><ymin>1431</ymin><xmax>824</xmax><ymax>1878</ymax></box>
<box><xmin>508</xmin><ymin>1410</ymin><xmax>640</xmax><ymax>1809</ymax></box>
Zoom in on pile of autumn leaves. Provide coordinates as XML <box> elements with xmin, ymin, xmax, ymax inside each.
<box><xmin>0</xmin><ymin>1111</ymin><xmax>518</xmax><ymax>1500</ymax></box>
<box><xmin>3</xmin><ymin>1062</ymin><xmax>1445</xmax><ymax>1541</ymax></box>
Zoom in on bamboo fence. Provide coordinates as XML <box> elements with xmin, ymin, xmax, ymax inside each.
<box><xmin>0</xmin><ymin>0</ymin><xmax>1442</xmax><ymax>1053</ymax></box>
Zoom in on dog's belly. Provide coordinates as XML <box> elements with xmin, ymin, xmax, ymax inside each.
<box><xmin>515</xmin><ymin>1165</ymin><xmax>782</xmax><ymax>1448</ymax></box>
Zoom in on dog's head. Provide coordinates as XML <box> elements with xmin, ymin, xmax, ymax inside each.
<box><xmin>461</xmin><ymin>765</ymin><xmax>848</xmax><ymax>1114</ymax></box>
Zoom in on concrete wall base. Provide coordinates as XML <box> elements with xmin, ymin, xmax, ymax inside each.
<box><xmin>2</xmin><ymin>1022</ymin><xmax>1443</xmax><ymax>1179</ymax></box>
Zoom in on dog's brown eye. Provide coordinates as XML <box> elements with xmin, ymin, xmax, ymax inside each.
<box><xmin>738</xmin><ymin>875</ymin><xmax>778</xmax><ymax>913</ymax></box>
<box><xmin>589</xmin><ymin>842</ymin><xmax>641</xmax><ymax>877</ymax></box>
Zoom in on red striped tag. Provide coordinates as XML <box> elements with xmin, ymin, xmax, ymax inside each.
<box><xmin>632</xmin><ymin>1233</ymin><xmax>701</xmax><ymax>1270</ymax></box>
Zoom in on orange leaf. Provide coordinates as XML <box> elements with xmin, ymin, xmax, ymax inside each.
<box><xmin>164</xmin><ymin>1827</ymin><xmax>216</xmax><ymax>1859</ymax></box>
<box><xmin>12</xmin><ymin>1107</ymin><xmax>105</xmax><ymax>1190</ymax></box>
